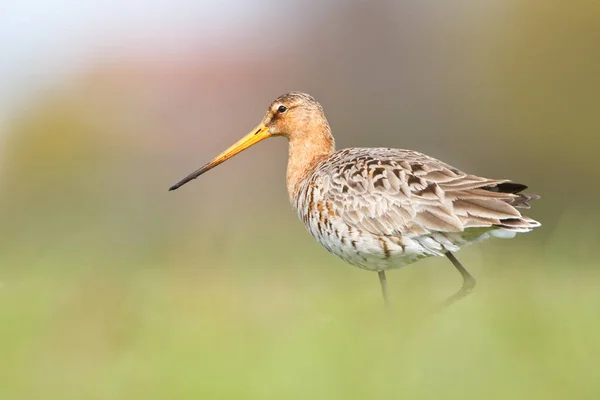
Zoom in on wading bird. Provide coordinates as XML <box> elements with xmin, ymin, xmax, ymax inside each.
<box><xmin>170</xmin><ymin>92</ymin><xmax>540</xmax><ymax>306</ymax></box>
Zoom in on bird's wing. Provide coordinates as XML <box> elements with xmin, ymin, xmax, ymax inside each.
<box><xmin>314</xmin><ymin>148</ymin><xmax>539</xmax><ymax>237</ymax></box>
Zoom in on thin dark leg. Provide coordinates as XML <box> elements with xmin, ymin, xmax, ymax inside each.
<box><xmin>378</xmin><ymin>270</ymin><xmax>391</xmax><ymax>308</ymax></box>
<box><xmin>441</xmin><ymin>252</ymin><xmax>476</xmax><ymax>307</ymax></box>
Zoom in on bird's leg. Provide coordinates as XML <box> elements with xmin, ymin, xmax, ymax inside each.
<box><xmin>441</xmin><ymin>252</ymin><xmax>476</xmax><ymax>307</ymax></box>
<box><xmin>378</xmin><ymin>270</ymin><xmax>391</xmax><ymax>308</ymax></box>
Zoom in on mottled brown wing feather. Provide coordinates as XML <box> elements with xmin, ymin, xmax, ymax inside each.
<box><xmin>314</xmin><ymin>148</ymin><xmax>540</xmax><ymax>237</ymax></box>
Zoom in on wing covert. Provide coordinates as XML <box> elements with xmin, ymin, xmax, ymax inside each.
<box><xmin>313</xmin><ymin>148</ymin><xmax>525</xmax><ymax>237</ymax></box>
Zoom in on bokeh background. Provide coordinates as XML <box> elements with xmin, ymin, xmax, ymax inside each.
<box><xmin>1</xmin><ymin>0</ymin><xmax>599</xmax><ymax>398</ymax></box>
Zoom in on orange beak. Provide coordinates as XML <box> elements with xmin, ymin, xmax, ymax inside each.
<box><xmin>169</xmin><ymin>123</ymin><xmax>271</xmax><ymax>191</ymax></box>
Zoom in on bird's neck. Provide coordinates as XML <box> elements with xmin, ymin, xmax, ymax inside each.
<box><xmin>286</xmin><ymin>126</ymin><xmax>335</xmax><ymax>205</ymax></box>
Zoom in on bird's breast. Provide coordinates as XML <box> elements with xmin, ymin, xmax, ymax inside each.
<box><xmin>293</xmin><ymin>181</ymin><xmax>435</xmax><ymax>270</ymax></box>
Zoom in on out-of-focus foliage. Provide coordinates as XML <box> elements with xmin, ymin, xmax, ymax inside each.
<box><xmin>0</xmin><ymin>0</ymin><xmax>598</xmax><ymax>398</ymax></box>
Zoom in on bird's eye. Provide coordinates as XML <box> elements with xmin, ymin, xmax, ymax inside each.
<box><xmin>277</xmin><ymin>105</ymin><xmax>288</xmax><ymax>113</ymax></box>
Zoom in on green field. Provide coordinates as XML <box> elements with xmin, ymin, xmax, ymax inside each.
<box><xmin>2</xmin><ymin>231</ymin><xmax>598</xmax><ymax>399</ymax></box>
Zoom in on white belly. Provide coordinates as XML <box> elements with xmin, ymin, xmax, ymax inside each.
<box><xmin>299</xmin><ymin>212</ymin><xmax>503</xmax><ymax>271</ymax></box>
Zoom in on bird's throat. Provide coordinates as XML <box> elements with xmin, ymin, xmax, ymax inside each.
<box><xmin>286</xmin><ymin>130</ymin><xmax>335</xmax><ymax>205</ymax></box>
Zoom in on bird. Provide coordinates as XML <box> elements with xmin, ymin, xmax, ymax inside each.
<box><xmin>169</xmin><ymin>92</ymin><xmax>540</xmax><ymax>307</ymax></box>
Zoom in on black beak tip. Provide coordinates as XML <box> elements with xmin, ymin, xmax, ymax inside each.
<box><xmin>168</xmin><ymin>184</ymin><xmax>179</xmax><ymax>191</ymax></box>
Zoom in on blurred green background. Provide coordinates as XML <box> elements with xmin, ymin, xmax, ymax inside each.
<box><xmin>1</xmin><ymin>0</ymin><xmax>599</xmax><ymax>399</ymax></box>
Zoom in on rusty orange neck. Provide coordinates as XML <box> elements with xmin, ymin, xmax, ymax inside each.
<box><xmin>286</xmin><ymin>124</ymin><xmax>335</xmax><ymax>204</ymax></box>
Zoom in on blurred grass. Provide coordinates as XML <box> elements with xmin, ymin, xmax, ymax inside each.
<box><xmin>1</xmin><ymin>244</ymin><xmax>600</xmax><ymax>399</ymax></box>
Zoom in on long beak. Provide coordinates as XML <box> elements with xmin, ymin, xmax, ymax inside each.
<box><xmin>169</xmin><ymin>123</ymin><xmax>271</xmax><ymax>191</ymax></box>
